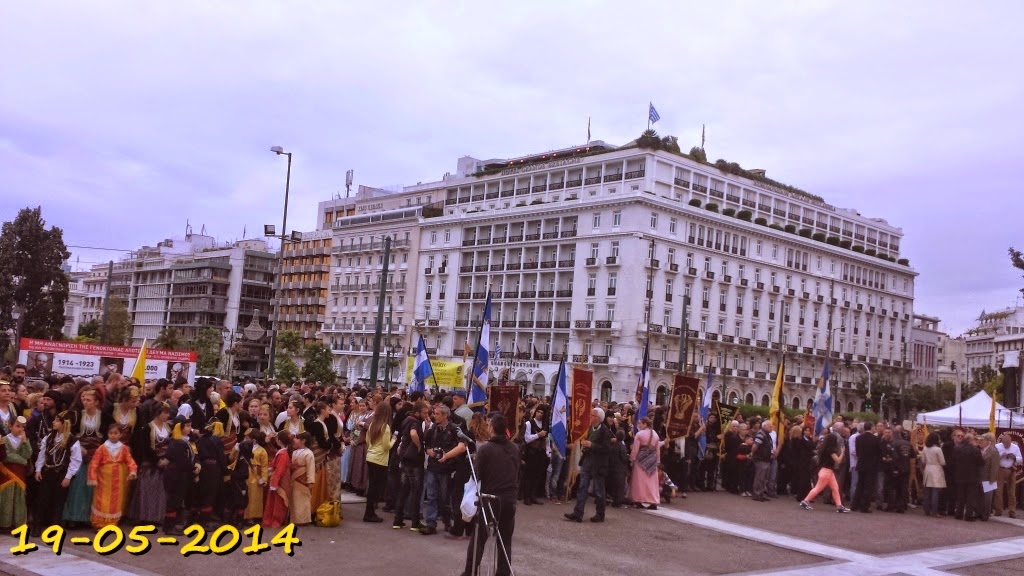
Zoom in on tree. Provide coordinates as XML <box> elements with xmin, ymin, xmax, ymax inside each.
<box><xmin>636</xmin><ymin>129</ymin><xmax>661</xmax><ymax>150</ymax></box>
<box><xmin>0</xmin><ymin>207</ymin><xmax>71</xmax><ymax>355</ymax></box>
<box><xmin>302</xmin><ymin>342</ymin><xmax>337</xmax><ymax>384</ymax></box>
<box><xmin>971</xmin><ymin>365</ymin><xmax>998</xmax><ymax>390</ymax></box>
<box><xmin>192</xmin><ymin>328</ymin><xmax>222</xmax><ymax>375</ymax></box>
<box><xmin>100</xmin><ymin>298</ymin><xmax>133</xmax><ymax>346</ymax></box>
<box><xmin>153</xmin><ymin>327</ymin><xmax>184</xmax><ymax>350</ymax></box>
<box><xmin>689</xmin><ymin>146</ymin><xmax>707</xmax><ymax>163</ymax></box>
<box><xmin>855</xmin><ymin>375</ymin><xmax>896</xmax><ymax>412</ymax></box>
<box><xmin>272</xmin><ymin>330</ymin><xmax>302</xmax><ymax>382</ymax></box>
<box><xmin>78</xmin><ymin>318</ymin><xmax>100</xmax><ymax>339</ymax></box>
<box><xmin>660</xmin><ymin>135</ymin><xmax>681</xmax><ymax>154</ymax></box>
<box><xmin>1009</xmin><ymin>247</ymin><xmax>1024</xmax><ymax>279</ymax></box>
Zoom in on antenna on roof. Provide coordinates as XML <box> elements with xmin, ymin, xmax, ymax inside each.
<box><xmin>345</xmin><ymin>170</ymin><xmax>354</xmax><ymax>198</ymax></box>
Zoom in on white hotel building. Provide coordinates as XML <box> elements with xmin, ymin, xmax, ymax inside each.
<box><xmin>326</xmin><ymin>140</ymin><xmax>916</xmax><ymax>409</ymax></box>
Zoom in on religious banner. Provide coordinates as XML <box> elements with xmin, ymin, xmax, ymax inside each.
<box><xmin>666</xmin><ymin>374</ymin><xmax>699</xmax><ymax>440</ymax></box>
<box><xmin>488</xmin><ymin>385</ymin><xmax>521</xmax><ymax>433</ymax></box>
<box><xmin>716</xmin><ymin>400</ymin><xmax>739</xmax><ymax>426</ymax></box>
<box><xmin>569</xmin><ymin>367</ymin><xmax>593</xmax><ymax>443</ymax></box>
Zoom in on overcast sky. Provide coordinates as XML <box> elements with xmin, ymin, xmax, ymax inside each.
<box><xmin>2</xmin><ymin>2</ymin><xmax>1022</xmax><ymax>336</ymax></box>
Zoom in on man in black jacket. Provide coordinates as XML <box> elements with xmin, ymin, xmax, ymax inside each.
<box><xmin>953</xmin><ymin>432</ymin><xmax>984</xmax><ymax>521</ymax></box>
<box><xmin>564</xmin><ymin>407</ymin><xmax>612</xmax><ymax>523</ymax></box>
<box><xmin>853</xmin><ymin>422</ymin><xmax>881</xmax><ymax>513</ymax></box>
<box><xmin>462</xmin><ymin>413</ymin><xmax>520</xmax><ymax>576</ymax></box>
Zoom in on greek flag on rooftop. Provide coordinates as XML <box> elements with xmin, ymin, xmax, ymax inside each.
<box><xmin>649</xmin><ymin>102</ymin><xmax>661</xmax><ymax>124</ymax></box>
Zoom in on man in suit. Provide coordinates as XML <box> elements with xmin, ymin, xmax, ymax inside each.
<box><xmin>953</xmin><ymin>432</ymin><xmax>984</xmax><ymax>521</ymax></box>
<box><xmin>853</xmin><ymin>421</ymin><xmax>881</xmax><ymax>513</ymax></box>
<box><xmin>979</xmin><ymin>433</ymin><xmax>1001</xmax><ymax>521</ymax></box>
<box><xmin>564</xmin><ymin>407</ymin><xmax>612</xmax><ymax>523</ymax></box>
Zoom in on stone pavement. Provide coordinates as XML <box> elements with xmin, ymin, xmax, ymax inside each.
<box><xmin>0</xmin><ymin>491</ymin><xmax>1021</xmax><ymax>576</ymax></box>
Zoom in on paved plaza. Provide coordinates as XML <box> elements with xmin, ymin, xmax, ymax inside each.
<box><xmin>2</xmin><ymin>492</ymin><xmax>1021</xmax><ymax>576</ymax></box>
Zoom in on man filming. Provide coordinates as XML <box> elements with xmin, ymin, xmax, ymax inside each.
<box><xmin>461</xmin><ymin>413</ymin><xmax>519</xmax><ymax>576</ymax></box>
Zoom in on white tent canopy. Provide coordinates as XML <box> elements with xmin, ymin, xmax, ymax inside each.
<box><xmin>915</xmin><ymin>390</ymin><xmax>1018</xmax><ymax>428</ymax></box>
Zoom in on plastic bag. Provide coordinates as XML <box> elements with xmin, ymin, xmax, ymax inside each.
<box><xmin>461</xmin><ymin>478</ymin><xmax>478</xmax><ymax>522</ymax></box>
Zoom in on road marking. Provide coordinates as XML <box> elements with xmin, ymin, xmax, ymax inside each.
<box><xmin>646</xmin><ymin>507</ymin><xmax>1024</xmax><ymax>576</ymax></box>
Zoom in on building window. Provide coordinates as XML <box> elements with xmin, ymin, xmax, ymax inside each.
<box><xmin>606</xmin><ymin>304</ymin><xmax>615</xmax><ymax>321</ymax></box>
<box><xmin>756</xmin><ymin>240</ymin><xmax>763</xmax><ymax>256</ymax></box>
<box><xmin>613</xmin><ymin>210</ymin><xmax>622</xmax><ymax>226</ymax></box>
<box><xmin>611</xmin><ymin>241</ymin><xmax>620</xmax><ymax>257</ymax></box>
<box><xmin>593</xmin><ymin>212</ymin><xmax>602</xmax><ymax>228</ymax></box>
<box><xmin>669</xmin><ymin>218</ymin><xmax>677</xmax><ymax>234</ymax></box>
<box><xmin>590</xmin><ymin>243</ymin><xmax>599</xmax><ymax>259</ymax></box>
<box><xmin>430</xmin><ymin>231</ymin><xmax>437</xmax><ymax>244</ymax></box>
<box><xmin>650</xmin><ymin>212</ymin><xmax>658</xmax><ymax>229</ymax></box>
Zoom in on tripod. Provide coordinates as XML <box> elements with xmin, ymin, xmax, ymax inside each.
<box><xmin>465</xmin><ymin>438</ymin><xmax>514</xmax><ymax>576</ymax></box>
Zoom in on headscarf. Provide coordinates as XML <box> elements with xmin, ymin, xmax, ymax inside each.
<box><xmin>171</xmin><ymin>415</ymin><xmax>189</xmax><ymax>440</ymax></box>
<box><xmin>205</xmin><ymin>420</ymin><xmax>225</xmax><ymax>438</ymax></box>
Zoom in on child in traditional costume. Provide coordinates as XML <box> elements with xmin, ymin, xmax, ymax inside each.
<box><xmin>0</xmin><ymin>416</ymin><xmax>32</xmax><ymax>529</ymax></box>
<box><xmin>34</xmin><ymin>411</ymin><xmax>82</xmax><ymax>534</ymax></box>
<box><xmin>88</xmin><ymin>422</ymin><xmax>138</xmax><ymax>528</ymax></box>
<box><xmin>195</xmin><ymin>420</ymin><xmax>226</xmax><ymax>528</ymax></box>
<box><xmin>163</xmin><ymin>416</ymin><xmax>196</xmax><ymax>535</ymax></box>
<box><xmin>290</xmin><ymin>432</ymin><xmax>315</xmax><ymax>526</ymax></box>
<box><xmin>263</xmin><ymin>430</ymin><xmax>291</xmax><ymax>528</ymax></box>
<box><xmin>244</xmin><ymin>429</ymin><xmax>269</xmax><ymax>525</ymax></box>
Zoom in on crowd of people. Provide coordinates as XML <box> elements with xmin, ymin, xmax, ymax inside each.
<box><xmin>1</xmin><ymin>359</ymin><xmax>1022</xmax><ymax>555</ymax></box>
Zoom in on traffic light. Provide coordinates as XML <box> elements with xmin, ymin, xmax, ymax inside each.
<box><xmin>950</xmin><ymin>361</ymin><xmax>957</xmax><ymax>371</ymax></box>
<box><xmin>845</xmin><ymin>358</ymin><xmax>851</xmax><ymax>369</ymax></box>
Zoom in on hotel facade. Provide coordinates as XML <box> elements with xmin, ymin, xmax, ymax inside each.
<box><xmin>324</xmin><ymin>141</ymin><xmax>916</xmax><ymax>409</ymax></box>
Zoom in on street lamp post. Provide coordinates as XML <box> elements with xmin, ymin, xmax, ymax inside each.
<box><xmin>266</xmin><ymin>146</ymin><xmax>292</xmax><ymax>379</ymax></box>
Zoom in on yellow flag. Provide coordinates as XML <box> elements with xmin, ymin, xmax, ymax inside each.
<box><xmin>922</xmin><ymin>416</ymin><xmax>929</xmax><ymax>442</ymax></box>
<box><xmin>989</xmin><ymin>390</ymin><xmax>997</xmax><ymax>434</ymax></box>
<box><xmin>131</xmin><ymin>339</ymin><xmax>148</xmax><ymax>382</ymax></box>
<box><xmin>769</xmin><ymin>354</ymin><xmax>786</xmax><ymax>449</ymax></box>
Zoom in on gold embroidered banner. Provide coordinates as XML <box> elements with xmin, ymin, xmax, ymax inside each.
<box><xmin>569</xmin><ymin>367</ymin><xmax>593</xmax><ymax>444</ymax></box>
<box><xmin>487</xmin><ymin>385</ymin><xmax>521</xmax><ymax>433</ymax></box>
<box><xmin>666</xmin><ymin>374</ymin><xmax>699</xmax><ymax>440</ymax></box>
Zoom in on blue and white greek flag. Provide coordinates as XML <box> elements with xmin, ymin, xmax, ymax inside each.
<box><xmin>469</xmin><ymin>292</ymin><xmax>492</xmax><ymax>405</ymax></box>
<box><xmin>411</xmin><ymin>335</ymin><xmax>435</xmax><ymax>393</ymax></box>
<box><xmin>649</xmin><ymin>102</ymin><xmax>661</xmax><ymax>124</ymax></box>
<box><xmin>551</xmin><ymin>359</ymin><xmax>568</xmax><ymax>458</ymax></box>
<box><xmin>698</xmin><ymin>371</ymin><xmax>715</xmax><ymax>458</ymax></box>
<box><xmin>812</xmin><ymin>360</ymin><xmax>833</xmax><ymax>436</ymax></box>
<box><xmin>636</xmin><ymin>340</ymin><xmax>651</xmax><ymax>421</ymax></box>
<box><xmin>494</xmin><ymin>341</ymin><xmax>502</xmax><ymax>361</ymax></box>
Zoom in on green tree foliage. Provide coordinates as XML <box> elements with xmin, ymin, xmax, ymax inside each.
<box><xmin>0</xmin><ymin>207</ymin><xmax>71</xmax><ymax>354</ymax></box>
<box><xmin>192</xmin><ymin>328</ymin><xmax>223</xmax><ymax>375</ymax></box>
<box><xmin>101</xmin><ymin>298</ymin><xmax>133</xmax><ymax>346</ymax></box>
<box><xmin>971</xmin><ymin>364</ymin><xmax>998</xmax><ymax>390</ymax></box>
<box><xmin>689</xmin><ymin>146</ymin><xmax>707</xmax><ymax>163</ymax></box>
<box><xmin>636</xmin><ymin>129</ymin><xmax>661</xmax><ymax>150</ymax></box>
<box><xmin>1009</xmin><ymin>246</ymin><xmax>1024</xmax><ymax>279</ymax></box>
<box><xmin>78</xmin><ymin>318</ymin><xmax>100</xmax><ymax>339</ymax></box>
<box><xmin>153</xmin><ymin>327</ymin><xmax>184</xmax><ymax>350</ymax></box>
<box><xmin>302</xmin><ymin>342</ymin><xmax>337</xmax><ymax>384</ymax></box>
<box><xmin>273</xmin><ymin>330</ymin><xmax>302</xmax><ymax>382</ymax></box>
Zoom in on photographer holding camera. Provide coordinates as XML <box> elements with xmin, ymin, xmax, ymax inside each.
<box><xmin>420</xmin><ymin>404</ymin><xmax>466</xmax><ymax>535</ymax></box>
<box><xmin>461</xmin><ymin>413</ymin><xmax>520</xmax><ymax>576</ymax></box>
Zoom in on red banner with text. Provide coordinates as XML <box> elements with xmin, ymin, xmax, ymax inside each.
<box><xmin>569</xmin><ymin>367</ymin><xmax>594</xmax><ymax>444</ymax></box>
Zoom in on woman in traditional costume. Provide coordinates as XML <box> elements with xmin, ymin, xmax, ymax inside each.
<box><xmin>348</xmin><ymin>398</ymin><xmax>372</xmax><ymax>495</ymax></box>
<box><xmin>278</xmin><ymin>400</ymin><xmax>305</xmax><ymax>436</ymax></box>
<box><xmin>87</xmin><ymin>422</ymin><xmax>138</xmax><ymax>528</ymax></box>
<box><xmin>127</xmin><ymin>402</ymin><xmax>172</xmax><ymax>524</ymax></box>
<box><xmin>63</xmin><ymin>386</ymin><xmax>108</xmax><ymax>527</ymax></box>
<box><xmin>308</xmin><ymin>401</ymin><xmax>341</xmax><ymax>513</ymax></box>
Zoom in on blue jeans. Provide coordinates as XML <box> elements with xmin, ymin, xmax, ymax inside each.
<box><xmin>849</xmin><ymin>468</ymin><xmax>859</xmax><ymax>503</ymax></box>
<box><xmin>547</xmin><ymin>451</ymin><xmax>564</xmax><ymax>499</ymax></box>
<box><xmin>767</xmin><ymin>459</ymin><xmax>778</xmax><ymax>496</ymax></box>
<box><xmin>572</xmin><ymin>468</ymin><xmax>606</xmax><ymax>519</ymax></box>
<box><xmin>423</xmin><ymin>469</ymin><xmax>451</xmax><ymax>529</ymax></box>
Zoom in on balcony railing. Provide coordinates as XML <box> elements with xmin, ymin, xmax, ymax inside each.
<box><xmin>592</xmin><ymin>355</ymin><xmax>609</xmax><ymax>364</ymax></box>
<box><xmin>575</xmin><ymin>320</ymin><xmax>591</xmax><ymax>328</ymax></box>
<box><xmin>573</xmin><ymin>354</ymin><xmax>588</xmax><ymax>363</ymax></box>
<box><xmin>624</xmin><ymin>170</ymin><xmax>645</xmax><ymax>179</ymax></box>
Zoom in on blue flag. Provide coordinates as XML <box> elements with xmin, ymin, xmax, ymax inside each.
<box><xmin>411</xmin><ymin>335</ymin><xmax>435</xmax><ymax>393</ymax></box>
<box><xmin>469</xmin><ymin>292</ymin><xmax>492</xmax><ymax>405</ymax></box>
<box><xmin>636</xmin><ymin>340</ymin><xmax>651</xmax><ymax>421</ymax></box>
<box><xmin>699</xmin><ymin>371</ymin><xmax>715</xmax><ymax>458</ymax></box>
<box><xmin>648</xmin><ymin>102</ymin><xmax>661</xmax><ymax>124</ymax></box>
<box><xmin>812</xmin><ymin>360</ymin><xmax>833</xmax><ymax>436</ymax></box>
<box><xmin>551</xmin><ymin>359</ymin><xmax>568</xmax><ymax>458</ymax></box>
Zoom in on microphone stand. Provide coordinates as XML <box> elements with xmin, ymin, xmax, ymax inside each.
<box><xmin>461</xmin><ymin>432</ymin><xmax>514</xmax><ymax>576</ymax></box>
